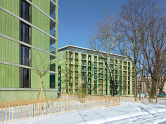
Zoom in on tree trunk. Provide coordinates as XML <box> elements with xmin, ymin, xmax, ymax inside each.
<box><xmin>40</xmin><ymin>77</ymin><xmax>43</xmax><ymax>100</ymax></box>
<box><xmin>139</xmin><ymin>82</ymin><xmax>142</xmax><ymax>100</ymax></box>
<box><xmin>156</xmin><ymin>80</ymin><xmax>158</xmax><ymax>103</ymax></box>
<box><xmin>134</xmin><ymin>65</ymin><xmax>138</xmax><ymax>101</ymax></box>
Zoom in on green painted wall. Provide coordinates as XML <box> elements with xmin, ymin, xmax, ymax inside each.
<box><xmin>0</xmin><ymin>1</ymin><xmax>20</xmax><ymax>88</ymax></box>
<box><xmin>31</xmin><ymin>28</ymin><xmax>50</xmax><ymax>51</ymax></box>
<box><xmin>0</xmin><ymin>37</ymin><xmax>19</xmax><ymax>64</ymax></box>
<box><xmin>32</xmin><ymin>0</ymin><xmax>50</xmax><ymax>15</ymax></box>
<box><xmin>31</xmin><ymin>4</ymin><xmax>50</xmax><ymax>33</ymax></box>
<box><xmin>0</xmin><ymin>65</ymin><xmax>19</xmax><ymax>88</ymax></box>
<box><xmin>0</xmin><ymin>88</ymin><xmax>58</xmax><ymax>102</ymax></box>
<box><xmin>0</xmin><ymin>0</ymin><xmax>19</xmax><ymax>16</ymax></box>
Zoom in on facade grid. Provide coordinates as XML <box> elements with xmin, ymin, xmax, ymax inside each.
<box><xmin>58</xmin><ymin>45</ymin><xmax>134</xmax><ymax>96</ymax></box>
<box><xmin>0</xmin><ymin>0</ymin><xmax>59</xmax><ymax>101</ymax></box>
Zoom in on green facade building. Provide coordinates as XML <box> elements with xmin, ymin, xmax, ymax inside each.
<box><xmin>58</xmin><ymin>45</ymin><xmax>134</xmax><ymax>96</ymax></box>
<box><xmin>0</xmin><ymin>0</ymin><xmax>59</xmax><ymax>102</ymax></box>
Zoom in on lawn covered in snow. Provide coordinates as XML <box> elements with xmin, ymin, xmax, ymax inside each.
<box><xmin>7</xmin><ymin>102</ymin><xmax>166</xmax><ymax>124</ymax></box>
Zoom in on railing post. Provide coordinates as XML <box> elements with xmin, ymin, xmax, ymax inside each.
<box><xmin>24</xmin><ymin>102</ymin><xmax>25</xmax><ymax>119</ymax></box>
<box><xmin>31</xmin><ymin>101</ymin><xmax>33</xmax><ymax>117</ymax></box>
<box><xmin>29</xmin><ymin>100</ymin><xmax>30</xmax><ymax>118</ymax></box>
<box><xmin>39</xmin><ymin>101</ymin><xmax>40</xmax><ymax>117</ymax></box>
<box><xmin>9</xmin><ymin>102</ymin><xmax>10</xmax><ymax>122</ymax></box>
<box><xmin>12</xmin><ymin>102</ymin><xmax>13</xmax><ymax>121</ymax></box>
<box><xmin>18</xmin><ymin>101</ymin><xmax>19</xmax><ymax>120</ymax></box>
<box><xmin>34</xmin><ymin>101</ymin><xmax>35</xmax><ymax>117</ymax></box>
<box><xmin>51</xmin><ymin>99</ymin><xmax>53</xmax><ymax>115</ymax></box>
<box><xmin>5</xmin><ymin>102</ymin><xmax>7</xmax><ymax>123</ymax></box>
<box><xmin>65</xmin><ymin>99</ymin><xmax>66</xmax><ymax>113</ymax></box>
<box><xmin>56</xmin><ymin>99</ymin><xmax>57</xmax><ymax>114</ymax></box>
<box><xmin>26</xmin><ymin>101</ymin><xmax>28</xmax><ymax>118</ymax></box>
<box><xmin>61</xmin><ymin>99</ymin><xmax>63</xmax><ymax>113</ymax></box>
<box><xmin>21</xmin><ymin>101</ymin><xmax>22</xmax><ymax>120</ymax></box>
<box><xmin>49</xmin><ymin>100</ymin><xmax>51</xmax><ymax>115</ymax></box>
<box><xmin>2</xmin><ymin>102</ymin><xmax>4</xmax><ymax>123</ymax></box>
<box><xmin>53</xmin><ymin>99</ymin><xmax>55</xmax><ymax>114</ymax></box>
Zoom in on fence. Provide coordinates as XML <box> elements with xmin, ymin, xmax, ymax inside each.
<box><xmin>120</xmin><ymin>96</ymin><xmax>166</xmax><ymax>105</ymax></box>
<box><xmin>0</xmin><ymin>96</ymin><xmax>120</xmax><ymax>123</ymax></box>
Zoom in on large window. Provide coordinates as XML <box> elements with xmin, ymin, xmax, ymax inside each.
<box><xmin>21</xmin><ymin>45</ymin><xmax>30</xmax><ymax>66</ymax></box>
<box><xmin>20</xmin><ymin>0</ymin><xmax>30</xmax><ymax>22</ymax></box>
<box><xmin>20</xmin><ymin>22</ymin><xmax>30</xmax><ymax>44</ymax></box>
<box><xmin>20</xmin><ymin>68</ymin><xmax>31</xmax><ymax>88</ymax></box>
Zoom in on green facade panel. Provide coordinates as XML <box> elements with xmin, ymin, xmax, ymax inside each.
<box><xmin>32</xmin><ymin>6</ymin><xmax>50</xmax><ymax>33</ymax></box>
<box><xmin>0</xmin><ymin>10</ymin><xmax>19</xmax><ymax>40</ymax></box>
<box><xmin>0</xmin><ymin>0</ymin><xmax>19</xmax><ymax>16</ymax></box>
<box><xmin>32</xmin><ymin>0</ymin><xmax>50</xmax><ymax>15</ymax></box>
<box><xmin>0</xmin><ymin>0</ymin><xmax>59</xmax><ymax>101</ymax></box>
<box><xmin>0</xmin><ymin>64</ymin><xmax>19</xmax><ymax>88</ymax></box>
<box><xmin>31</xmin><ymin>28</ymin><xmax>50</xmax><ymax>51</ymax></box>
<box><xmin>0</xmin><ymin>37</ymin><xmax>19</xmax><ymax>64</ymax></box>
<box><xmin>0</xmin><ymin>88</ymin><xmax>57</xmax><ymax>102</ymax></box>
<box><xmin>31</xmin><ymin>70</ymin><xmax>50</xmax><ymax>88</ymax></box>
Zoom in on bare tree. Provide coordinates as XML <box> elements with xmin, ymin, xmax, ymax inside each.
<box><xmin>118</xmin><ymin>0</ymin><xmax>165</xmax><ymax>99</ymax></box>
<box><xmin>32</xmin><ymin>51</ymin><xmax>56</xmax><ymax>100</ymax></box>
<box><xmin>89</xmin><ymin>14</ymin><xmax>124</xmax><ymax>96</ymax></box>
<box><xmin>141</xmin><ymin>16</ymin><xmax>166</xmax><ymax>100</ymax></box>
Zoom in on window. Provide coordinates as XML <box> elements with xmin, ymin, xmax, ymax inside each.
<box><xmin>20</xmin><ymin>68</ymin><xmax>31</xmax><ymax>88</ymax></box>
<box><xmin>21</xmin><ymin>0</ymin><xmax>30</xmax><ymax>22</ymax></box>
<box><xmin>21</xmin><ymin>22</ymin><xmax>30</xmax><ymax>44</ymax></box>
<box><xmin>94</xmin><ymin>74</ymin><xmax>97</xmax><ymax>79</ymax></box>
<box><xmin>21</xmin><ymin>45</ymin><xmax>30</xmax><ymax>66</ymax></box>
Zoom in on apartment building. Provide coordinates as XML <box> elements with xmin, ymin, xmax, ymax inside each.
<box><xmin>0</xmin><ymin>0</ymin><xmax>59</xmax><ymax>102</ymax></box>
<box><xmin>58</xmin><ymin>45</ymin><xmax>134</xmax><ymax>96</ymax></box>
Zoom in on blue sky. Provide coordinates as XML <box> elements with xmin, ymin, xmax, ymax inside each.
<box><xmin>58</xmin><ymin>0</ymin><xmax>166</xmax><ymax>49</ymax></box>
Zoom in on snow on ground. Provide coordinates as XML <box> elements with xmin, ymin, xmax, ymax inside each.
<box><xmin>7</xmin><ymin>102</ymin><xmax>166</xmax><ymax>124</ymax></box>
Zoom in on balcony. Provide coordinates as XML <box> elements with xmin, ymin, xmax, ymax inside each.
<box><xmin>50</xmin><ymin>12</ymin><xmax>55</xmax><ymax>20</ymax></box>
<box><xmin>50</xmin><ymin>46</ymin><xmax>55</xmax><ymax>52</ymax></box>
<box><xmin>50</xmin><ymin>29</ymin><xmax>55</xmax><ymax>37</ymax></box>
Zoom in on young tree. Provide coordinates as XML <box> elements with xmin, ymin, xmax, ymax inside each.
<box><xmin>32</xmin><ymin>51</ymin><xmax>57</xmax><ymax>100</ymax></box>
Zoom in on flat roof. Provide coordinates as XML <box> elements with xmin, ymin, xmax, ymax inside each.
<box><xmin>58</xmin><ymin>45</ymin><xmax>127</xmax><ymax>58</ymax></box>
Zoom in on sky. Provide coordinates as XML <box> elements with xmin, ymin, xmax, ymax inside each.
<box><xmin>58</xmin><ymin>0</ymin><xmax>166</xmax><ymax>49</ymax></box>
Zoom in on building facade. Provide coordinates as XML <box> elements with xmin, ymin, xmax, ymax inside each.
<box><xmin>58</xmin><ymin>45</ymin><xmax>134</xmax><ymax>96</ymax></box>
<box><xmin>0</xmin><ymin>0</ymin><xmax>59</xmax><ymax>102</ymax></box>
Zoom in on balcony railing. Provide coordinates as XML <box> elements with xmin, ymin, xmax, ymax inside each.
<box><xmin>50</xmin><ymin>46</ymin><xmax>55</xmax><ymax>52</ymax></box>
<box><xmin>50</xmin><ymin>12</ymin><xmax>55</xmax><ymax>20</ymax></box>
<box><xmin>50</xmin><ymin>29</ymin><xmax>55</xmax><ymax>37</ymax></box>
